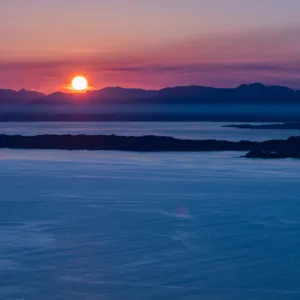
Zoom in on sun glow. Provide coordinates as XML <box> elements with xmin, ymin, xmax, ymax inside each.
<box><xmin>71</xmin><ymin>76</ymin><xmax>88</xmax><ymax>91</ymax></box>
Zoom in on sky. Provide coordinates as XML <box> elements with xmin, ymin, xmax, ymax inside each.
<box><xmin>1</xmin><ymin>0</ymin><xmax>300</xmax><ymax>93</ymax></box>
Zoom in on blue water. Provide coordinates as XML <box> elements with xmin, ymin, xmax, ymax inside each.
<box><xmin>0</xmin><ymin>121</ymin><xmax>299</xmax><ymax>141</ymax></box>
<box><xmin>1</xmin><ymin>122</ymin><xmax>300</xmax><ymax>299</ymax></box>
<box><xmin>1</xmin><ymin>149</ymin><xmax>300</xmax><ymax>299</ymax></box>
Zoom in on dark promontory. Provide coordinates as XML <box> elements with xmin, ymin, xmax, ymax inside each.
<box><xmin>0</xmin><ymin>134</ymin><xmax>300</xmax><ymax>158</ymax></box>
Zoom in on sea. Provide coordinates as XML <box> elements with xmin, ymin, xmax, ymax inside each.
<box><xmin>1</xmin><ymin>122</ymin><xmax>300</xmax><ymax>300</ymax></box>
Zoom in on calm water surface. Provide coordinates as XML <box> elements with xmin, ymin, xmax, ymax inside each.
<box><xmin>1</xmin><ymin>122</ymin><xmax>300</xmax><ymax>299</ymax></box>
<box><xmin>1</xmin><ymin>148</ymin><xmax>300</xmax><ymax>299</ymax></box>
<box><xmin>0</xmin><ymin>121</ymin><xmax>299</xmax><ymax>141</ymax></box>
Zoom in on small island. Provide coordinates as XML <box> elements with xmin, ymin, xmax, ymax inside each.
<box><xmin>223</xmin><ymin>123</ymin><xmax>300</xmax><ymax>130</ymax></box>
<box><xmin>243</xmin><ymin>150</ymin><xmax>300</xmax><ymax>159</ymax></box>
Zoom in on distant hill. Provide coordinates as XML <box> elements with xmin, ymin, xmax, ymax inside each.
<box><xmin>1</xmin><ymin>83</ymin><xmax>300</xmax><ymax>105</ymax></box>
<box><xmin>2</xmin><ymin>83</ymin><xmax>300</xmax><ymax>122</ymax></box>
<box><xmin>0</xmin><ymin>89</ymin><xmax>45</xmax><ymax>104</ymax></box>
<box><xmin>90</xmin><ymin>87</ymin><xmax>158</xmax><ymax>102</ymax></box>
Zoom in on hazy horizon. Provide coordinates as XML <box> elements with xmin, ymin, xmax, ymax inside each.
<box><xmin>2</xmin><ymin>81</ymin><xmax>300</xmax><ymax>96</ymax></box>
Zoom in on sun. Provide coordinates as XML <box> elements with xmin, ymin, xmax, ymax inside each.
<box><xmin>71</xmin><ymin>76</ymin><xmax>88</xmax><ymax>91</ymax></box>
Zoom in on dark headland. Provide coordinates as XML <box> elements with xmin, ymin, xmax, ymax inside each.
<box><xmin>1</xmin><ymin>134</ymin><xmax>300</xmax><ymax>158</ymax></box>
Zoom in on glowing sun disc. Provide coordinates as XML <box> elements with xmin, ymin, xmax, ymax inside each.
<box><xmin>72</xmin><ymin>76</ymin><xmax>88</xmax><ymax>91</ymax></box>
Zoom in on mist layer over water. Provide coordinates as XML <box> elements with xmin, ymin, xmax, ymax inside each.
<box><xmin>2</xmin><ymin>104</ymin><xmax>300</xmax><ymax>122</ymax></box>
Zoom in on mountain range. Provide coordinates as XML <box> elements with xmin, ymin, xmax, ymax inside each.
<box><xmin>1</xmin><ymin>83</ymin><xmax>300</xmax><ymax>105</ymax></box>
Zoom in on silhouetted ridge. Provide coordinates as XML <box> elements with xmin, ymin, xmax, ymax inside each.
<box><xmin>1</xmin><ymin>83</ymin><xmax>300</xmax><ymax>105</ymax></box>
<box><xmin>0</xmin><ymin>89</ymin><xmax>45</xmax><ymax>104</ymax></box>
